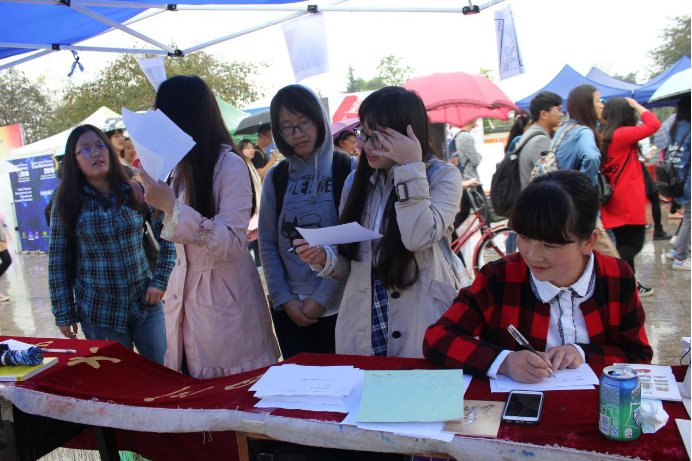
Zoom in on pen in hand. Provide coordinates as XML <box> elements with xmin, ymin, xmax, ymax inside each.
<box><xmin>507</xmin><ymin>324</ymin><xmax>557</xmax><ymax>378</ymax></box>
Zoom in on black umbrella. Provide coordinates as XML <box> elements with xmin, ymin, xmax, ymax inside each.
<box><xmin>234</xmin><ymin>109</ymin><xmax>271</xmax><ymax>135</ymax></box>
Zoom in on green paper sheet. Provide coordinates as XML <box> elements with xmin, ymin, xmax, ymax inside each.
<box><xmin>357</xmin><ymin>369</ymin><xmax>465</xmax><ymax>423</ymax></box>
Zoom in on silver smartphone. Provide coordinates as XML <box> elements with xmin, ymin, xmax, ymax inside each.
<box><xmin>501</xmin><ymin>390</ymin><xmax>544</xmax><ymax>425</ymax></box>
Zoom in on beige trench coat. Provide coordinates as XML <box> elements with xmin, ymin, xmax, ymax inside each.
<box><xmin>329</xmin><ymin>159</ymin><xmax>463</xmax><ymax>358</ymax></box>
<box><xmin>163</xmin><ymin>147</ymin><xmax>279</xmax><ymax>378</ymax></box>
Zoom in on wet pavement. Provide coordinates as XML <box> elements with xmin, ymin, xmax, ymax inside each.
<box><xmin>0</xmin><ymin>216</ymin><xmax>689</xmax><ymax>366</ymax></box>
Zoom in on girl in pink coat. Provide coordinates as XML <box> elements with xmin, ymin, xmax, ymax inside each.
<box><xmin>140</xmin><ymin>76</ymin><xmax>279</xmax><ymax>378</ymax></box>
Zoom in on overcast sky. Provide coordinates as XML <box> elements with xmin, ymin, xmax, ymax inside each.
<box><xmin>8</xmin><ymin>0</ymin><xmax>692</xmax><ymax>108</ymax></box>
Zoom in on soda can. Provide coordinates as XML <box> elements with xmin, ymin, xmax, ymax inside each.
<box><xmin>599</xmin><ymin>365</ymin><xmax>641</xmax><ymax>441</ymax></box>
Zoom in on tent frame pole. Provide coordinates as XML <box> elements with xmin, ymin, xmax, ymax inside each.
<box><xmin>182</xmin><ymin>0</ymin><xmax>350</xmax><ymax>55</ymax></box>
<box><xmin>68</xmin><ymin>1</ymin><xmax>177</xmax><ymax>54</ymax></box>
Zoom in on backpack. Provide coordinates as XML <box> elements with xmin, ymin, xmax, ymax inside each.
<box><xmin>490</xmin><ymin>130</ymin><xmax>547</xmax><ymax>217</ymax></box>
<box><xmin>530</xmin><ymin>124</ymin><xmax>577</xmax><ymax>180</ymax></box>
<box><xmin>272</xmin><ymin>150</ymin><xmax>353</xmax><ymax>217</ymax></box>
<box><xmin>656</xmin><ymin>127</ymin><xmax>691</xmax><ymax>198</ymax></box>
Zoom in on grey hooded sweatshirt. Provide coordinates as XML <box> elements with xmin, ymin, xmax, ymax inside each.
<box><xmin>258</xmin><ymin>86</ymin><xmax>349</xmax><ymax>315</ymax></box>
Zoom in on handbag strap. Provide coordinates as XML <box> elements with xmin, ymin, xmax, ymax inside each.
<box><xmin>550</xmin><ymin>123</ymin><xmax>578</xmax><ymax>152</ymax></box>
<box><xmin>610</xmin><ymin>149</ymin><xmax>631</xmax><ymax>188</ymax></box>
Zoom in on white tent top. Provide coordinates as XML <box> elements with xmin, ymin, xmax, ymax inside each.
<box><xmin>9</xmin><ymin>106</ymin><xmax>121</xmax><ymax>160</ymax></box>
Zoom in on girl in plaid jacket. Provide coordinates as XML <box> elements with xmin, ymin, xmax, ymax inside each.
<box><xmin>424</xmin><ymin>170</ymin><xmax>652</xmax><ymax>383</ymax></box>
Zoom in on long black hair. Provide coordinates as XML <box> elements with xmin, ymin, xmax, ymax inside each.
<box><xmin>154</xmin><ymin>75</ymin><xmax>240</xmax><ymax>219</ymax></box>
<box><xmin>505</xmin><ymin>113</ymin><xmax>531</xmax><ymax>153</ymax></box>
<box><xmin>55</xmin><ymin>124</ymin><xmax>145</xmax><ymax>245</ymax></box>
<box><xmin>599</xmin><ymin>97</ymin><xmax>639</xmax><ymax>163</ymax></box>
<box><xmin>509</xmin><ymin>170</ymin><xmax>599</xmax><ymax>245</ymax></box>
<box><xmin>338</xmin><ymin>86</ymin><xmax>440</xmax><ymax>290</ymax></box>
<box><xmin>270</xmin><ymin>85</ymin><xmax>327</xmax><ymax>158</ymax></box>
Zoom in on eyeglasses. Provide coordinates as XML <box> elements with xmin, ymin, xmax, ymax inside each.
<box><xmin>549</xmin><ymin>108</ymin><xmax>563</xmax><ymax>113</ymax></box>
<box><xmin>76</xmin><ymin>143</ymin><xmax>107</xmax><ymax>158</ymax></box>
<box><xmin>598</xmin><ymin>98</ymin><xmax>605</xmax><ymax>104</ymax></box>
<box><xmin>354</xmin><ymin>126</ymin><xmax>383</xmax><ymax>150</ymax></box>
<box><xmin>278</xmin><ymin>119</ymin><xmax>313</xmax><ymax>137</ymax></box>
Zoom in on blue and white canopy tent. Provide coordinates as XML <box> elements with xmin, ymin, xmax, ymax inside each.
<box><xmin>0</xmin><ymin>0</ymin><xmax>506</xmax><ymax>70</ymax></box>
<box><xmin>515</xmin><ymin>64</ymin><xmax>631</xmax><ymax>111</ymax></box>
<box><xmin>632</xmin><ymin>56</ymin><xmax>691</xmax><ymax>107</ymax></box>
<box><xmin>585</xmin><ymin>67</ymin><xmax>641</xmax><ymax>91</ymax></box>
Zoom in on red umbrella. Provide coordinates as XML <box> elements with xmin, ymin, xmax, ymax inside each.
<box><xmin>402</xmin><ymin>72</ymin><xmax>520</xmax><ymax>128</ymax></box>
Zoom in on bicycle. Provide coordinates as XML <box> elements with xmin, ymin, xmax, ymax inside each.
<box><xmin>451</xmin><ymin>187</ymin><xmax>513</xmax><ymax>275</ymax></box>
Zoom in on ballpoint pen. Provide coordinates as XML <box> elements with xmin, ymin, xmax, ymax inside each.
<box><xmin>42</xmin><ymin>349</ymin><xmax>77</xmax><ymax>353</ymax></box>
<box><xmin>507</xmin><ymin>324</ymin><xmax>557</xmax><ymax>378</ymax></box>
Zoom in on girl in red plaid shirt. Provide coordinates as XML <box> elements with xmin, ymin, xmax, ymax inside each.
<box><xmin>424</xmin><ymin>170</ymin><xmax>652</xmax><ymax>383</ymax></box>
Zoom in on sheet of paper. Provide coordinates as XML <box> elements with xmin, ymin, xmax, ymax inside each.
<box><xmin>121</xmin><ymin>108</ymin><xmax>196</xmax><ymax>182</ymax></box>
<box><xmin>251</xmin><ymin>365</ymin><xmax>362</xmax><ymax>397</ymax></box>
<box><xmin>357</xmin><ymin>370</ymin><xmax>465</xmax><ymax>423</ymax></box>
<box><xmin>615</xmin><ymin>363</ymin><xmax>682</xmax><ymax>402</ymax></box>
<box><xmin>490</xmin><ymin>364</ymin><xmax>599</xmax><ymax>393</ymax></box>
<box><xmin>676</xmin><ymin>419</ymin><xmax>691</xmax><ymax>458</ymax></box>
<box><xmin>137</xmin><ymin>57</ymin><xmax>166</xmax><ymax>90</ymax></box>
<box><xmin>296</xmin><ymin>222</ymin><xmax>382</xmax><ymax>247</ymax></box>
<box><xmin>679</xmin><ymin>383</ymin><xmax>690</xmax><ymax>417</ymax></box>
<box><xmin>0</xmin><ymin>339</ymin><xmax>35</xmax><ymax>350</ymax></box>
<box><xmin>443</xmin><ymin>400</ymin><xmax>504</xmax><ymax>438</ymax></box>
<box><xmin>340</xmin><ymin>386</ymin><xmax>453</xmax><ymax>442</ymax></box>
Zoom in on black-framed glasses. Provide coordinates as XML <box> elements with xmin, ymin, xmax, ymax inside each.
<box><xmin>278</xmin><ymin>119</ymin><xmax>313</xmax><ymax>137</ymax></box>
<box><xmin>354</xmin><ymin>126</ymin><xmax>383</xmax><ymax>150</ymax></box>
<box><xmin>76</xmin><ymin>143</ymin><xmax>107</xmax><ymax>158</ymax></box>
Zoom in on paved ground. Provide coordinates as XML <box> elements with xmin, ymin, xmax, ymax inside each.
<box><xmin>0</xmin><ymin>216</ymin><xmax>689</xmax><ymax>366</ymax></box>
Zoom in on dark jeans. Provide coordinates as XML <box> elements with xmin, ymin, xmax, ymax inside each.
<box><xmin>611</xmin><ymin>224</ymin><xmax>645</xmax><ymax>273</ymax></box>
<box><xmin>0</xmin><ymin>250</ymin><xmax>11</xmax><ymax>278</ymax></box>
<box><xmin>270</xmin><ymin>307</ymin><xmax>337</xmax><ymax>360</ymax></box>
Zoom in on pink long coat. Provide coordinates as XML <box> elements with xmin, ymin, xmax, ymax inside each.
<box><xmin>163</xmin><ymin>147</ymin><xmax>279</xmax><ymax>378</ymax></box>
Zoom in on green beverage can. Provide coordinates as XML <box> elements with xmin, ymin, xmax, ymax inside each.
<box><xmin>599</xmin><ymin>365</ymin><xmax>641</xmax><ymax>441</ymax></box>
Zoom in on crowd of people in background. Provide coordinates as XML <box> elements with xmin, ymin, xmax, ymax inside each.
<box><xmin>45</xmin><ymin>74</ymin><xmax>688</xmax><ymax>383</ymax></box>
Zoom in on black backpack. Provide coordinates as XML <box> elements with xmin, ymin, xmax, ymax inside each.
<box><xmin>272</xmin><ymin>150</ymin><xmax>353</xmax><ymax>217</ymax></box>
<box><xmin>490</xmin><ymin>130</ymin><xmax>547</xmax><ymax>217</ymax></box>
<box><xmin>656</xmin><ymin>128</ymin><xmax>691</xmax><ymax>198</ymax></box>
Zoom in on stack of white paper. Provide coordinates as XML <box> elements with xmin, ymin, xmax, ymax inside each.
<box><xmin>490</xmin><ymin>363</ymin><xmax>599</xmax><ymax>392</ymax></box>
<box><xmin>121</xmin><ymin>108</ymin><xmax>196</xmax><ymax>182</ymax></box>
<box><xmin>615</xmin><ymin>363</ymin><xmax>683</xmax><ymax>402</ymax></box>
<box><xmin>339</xmin><ymin>371</ymin><xmax>472</xmax><ymax>442</ymax></box>
<box><xmin>251</xmin><ymin>365</ymin><xmax>364</xmax><ymax>413</ymax></box>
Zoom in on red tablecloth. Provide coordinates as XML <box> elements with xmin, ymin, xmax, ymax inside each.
<box><xmin>1</xmin><ymin>336</ymin><xmax>688</xmax><ymax>460</ymax></box>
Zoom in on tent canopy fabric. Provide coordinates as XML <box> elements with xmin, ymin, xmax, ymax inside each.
<box><xmin>649</xmin><ymin>68</ymin><xmax>691</xmax><ymax>104</ymax></box>
<box><xmin>585</xmin><ymin>67</ymin><xmax>641</xmax><ymax>91</ymax></box>
<box><xmin>0</xmin><ymin>0</ymin><xmax>301</xmax><ymax>61</ymax></box>
<box><xmin>8</xmin><ymin>106</ymin><xmax>122</xmax><ymax>160</ymax></box>
<box><xmin>633</xmin><ymin>56</ymin><xmax>691</xmax><ymax>106</ymax></box>
<box><xmin>515</xmin><ymin>65</ymin><xmax>631</xmax><ymax>110</ymax></box>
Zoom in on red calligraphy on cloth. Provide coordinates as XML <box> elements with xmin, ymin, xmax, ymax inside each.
<box><xmin>0</xmin><ymin>337</ymin><xmax>688</xmax><ymax>461</ymax></box>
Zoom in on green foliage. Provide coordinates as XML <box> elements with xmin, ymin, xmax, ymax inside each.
<box><xmin>47</xmin><ymin>50</ymin><xmax>267</xmax><ymax>136</ymax></box>
<box><xmin>479</xmin><ymin>67</ymin><xmax>494</xmax><ymax>81</ymax></box>
<box><xmin>0</xmin><ymin>68</ymin><xmax>53</xmax><ymax>144</ymax></box>
<box><xmin>648</xmin><ymin>15</ymin><xmax>691</xmax><ymax>77</ymax></box>
<box><xmin>344</xmin><ymin>56</ymin><xmax>414</xmax><ymax>92</ymax></box>
<box><xmin>611</xmin><ymin>72</ymin><xmax>639</xmax><ymax>84</ymax></box>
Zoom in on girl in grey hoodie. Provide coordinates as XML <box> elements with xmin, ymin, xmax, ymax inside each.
<box><xmin>258</xmin><ymin>85</ymin><xmax>352</xmax><ymax>359</ymax></box>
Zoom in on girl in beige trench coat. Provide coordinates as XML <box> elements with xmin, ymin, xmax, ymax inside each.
<box><xmin>140</xmin><ymin>76</ymin><xmax>279</xmax><ymax>378</ymax></box>
<box><xmin>294</xmin><ymin>87</ymin><xmax>463</xmax><ymax>358</ymax></box>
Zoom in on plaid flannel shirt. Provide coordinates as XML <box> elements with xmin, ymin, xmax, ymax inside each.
<box><xmin>49</xmin><ymin>183</ymin><xmax>175</xmax><ymax>333</ymax></box>
<box><xmin>423</xmin><ymin>252</ymin><xmax>653</xmax><ymax>377</ymax></box>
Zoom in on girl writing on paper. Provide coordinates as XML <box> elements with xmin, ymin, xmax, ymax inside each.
<box><xmin>258</xmin><ymin>85</ymin><xmax>354</xmax><ymax>360</ymax></box>
<box><xmin>139</xmin><ymin>76</ymin><xmax>279</xmax><ymax>378</ymax></box>
<box><xmin>423</xmin><ymin>170</ymin><xmax>652</xmax><ymax>383</ymax></box>
<box><xmin>49</xmin><ymin>124</ymin><xmax>175</xmax><ymax>364</ymax></box>
<box><xmin>293</xmin><ymin>86</ymin><xmax>463</xmax><ymax>358</ymax></box>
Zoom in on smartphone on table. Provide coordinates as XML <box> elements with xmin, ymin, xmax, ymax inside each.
<box><xmin>501</xmin><ymin>390</ymin><xmax>544</xmax><ymax>425</ymax></box>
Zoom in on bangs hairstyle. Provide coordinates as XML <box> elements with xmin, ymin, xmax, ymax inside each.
<box><xmin>270</xmin><ymin>85</ymin><xmax>326</xmax><ymax>157</ymax></box>
<box><xmin>154</xmin><ymin>75</ymin><xmax>239</xmax><ymax>219</ymax></box>
<box><xmin>599</xmin><ymin>98</ymin><xmax>638</xmax><ymax>163</ymax></box>
<box><xmin>567</xmin><ymin>84</ymin><xmax>603</xmax><ymax>148</ymax></box>
<box><xmin>338</xmin><ymin>86</ymin><xmax>439</xmax><ymax>290</ymax></box>
<box><xmin>55</xmin><ymin>124</ymin><xmax>144</xmax><ymax>245</ymax></box>
<box><xmin>509</xmin><ymin>170</ymin><xmax>599</xmax><ymax>245</ymax></box>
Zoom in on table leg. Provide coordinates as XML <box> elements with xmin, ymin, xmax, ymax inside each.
<box><xmin>94</xmin><ymin>427</ymin><xmax>119</xmax><ymax>461</ymax></box>
<box><xmin>236</xmin><ymin>432</ymin><xmax>250</xmax><ymax>461</ymax></box>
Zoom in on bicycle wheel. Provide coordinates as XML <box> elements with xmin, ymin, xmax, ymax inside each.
<box><xmin>472</xmin><ymin>226</ymin><xmax>513</xmax><ymax>273</ymax></box>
